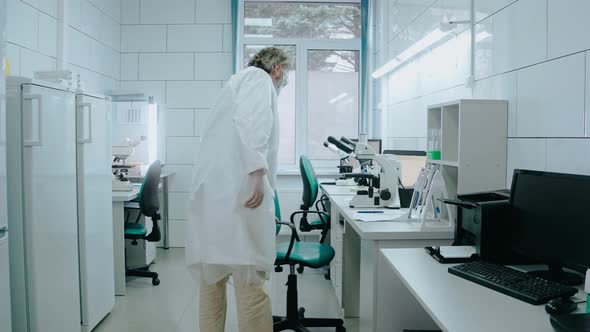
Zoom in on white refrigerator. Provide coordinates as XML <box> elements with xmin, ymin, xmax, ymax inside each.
<box><xmin>0</xmin><ymin>0</ymin><xmax>12</xmax><ymax>329</ymax></box>
<box><xmin>6</xmin><ymin>77</ymin><xmax>81</xmax><ymax>332</ymax></box>
<box><xmin>76</xmin><ymin>92</ymin><xmax>114</xmax><ymax>331</ymax></box>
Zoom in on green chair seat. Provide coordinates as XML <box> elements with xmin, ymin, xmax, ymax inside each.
<box><xmin>125</xmin><ymin>223</ymin><xmax>147</xmax><ymax>237</ymax></box>
<box><xmin>276</xmin><ymin>242</ymin><xmax>335</xmax><ymax>268</ymax></box>
<box><xmin>309</xmin><ymin>217</ymin><xmax>328</xmax><ymax>227</ymax></box>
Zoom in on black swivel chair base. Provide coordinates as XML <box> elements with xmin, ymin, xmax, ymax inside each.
<box><xmin>126</xmin><ymin>265</ymin><xmax>160</xmax><ymax>286</ymax></box>
<box><xmin>273</xmin><ymin>271</ymin><xmax>345</xmax><ymax>332</ymax></box>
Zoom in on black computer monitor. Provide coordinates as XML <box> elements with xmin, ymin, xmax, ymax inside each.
<box><xmin>509</xmin><ymin>169</ymin><xmax>590</xmax><ymax>285</ymax></box>
<box><xmin>351</xmin><ymin>138</ymin><xmax>382</xmax><ymax>154</ymax></box>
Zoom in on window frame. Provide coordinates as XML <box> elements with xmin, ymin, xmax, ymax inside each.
<box><xmin>238</xmin><ymin>0</ymin><xmax>362</xmax><ymax>172</ymax></box>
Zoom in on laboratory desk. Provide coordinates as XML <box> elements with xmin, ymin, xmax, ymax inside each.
<box><xmin>320</xmin><ymin>184</ymin><xmax>454</xmax><ymax>332</ymax></box>
<box><xmin>111</xmin><ymin>170</ymin><xmax>175</xmax><ymax>296</ymax></box>
<box><xmin>376</xmin><ymin>248</ymin><xmax>588</xmax><ymax>332</ymax></box>
<box><xmin>112</xmin><ymin>188</ymin><xmax>140</xmax><ymax>296</ymax></box>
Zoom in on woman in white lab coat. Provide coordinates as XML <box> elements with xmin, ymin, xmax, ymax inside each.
<box><xmin>187</xmin><ymin>47</ymin><xmax>290</xmax><ymax>332</ymax></box>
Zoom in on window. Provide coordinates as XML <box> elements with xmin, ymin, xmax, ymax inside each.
<box><xmin>244</xmin><ymin>2</ymin><xmax>361</xmax><ymax>39</ymax></box>
<box><xmin>239</xmin><ymin>1</ymin><xmax>361</xmax><ymax>169</ymax></box>
<box><xmin>307</xmin><ymin>50</ymin><xmax>359</xmax><ymax>160</ymax></box>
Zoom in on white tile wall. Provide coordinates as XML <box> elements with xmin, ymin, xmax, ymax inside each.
<box><xmin>121</xmin><ymin>53</ymin><xmax>139</xmax><ymax>80</ymax></box>
<box><xmin>139</xmin><ymin>53</ymin><xmax>194</xmax><ymax>80</ymax></box>
<box><xmin>194</xmin><ymin>108</ymin><xmax>211</xmax><ymax>136</ymax></box>
<box><xmin>121</xmin><ymin>25</ymin><xmax>167</xmax><ymax>53</ymax></box>
<box><xmin>7</xmin><ymin>0</ymin><xmax>121</xmax><ymax>91</ymax></box>
<box><xmin>166</xmin><ymin>81</ymin><xmax>222</xmax><ymax>108</ymax></box>
<box><xmin>165</xmin><ymin>165</ymin><xmax>194</xmax><ymax>192</ymax></box>
<box><xmin>546</xmin><ymin>139</ymin><xmax>590</xmax><ymax>175</ymax></box>
<box><xmin>547</xmin><ymin>0</ymin><xmax>590</xmax><ymax>59</ymax></box>
<box><xmin>194</xmin><ymin>53</ymin><xmax>232</xmax><ymax>81</ymax></box>
<box><xmin>516</xmin><ymin>53</ymin><xmax>585</xmax><ymax>138</ymax></box>
<box><xmin>222</xmin><ymin>24</ymin><xmax>233</xmax><ymax>53</ymax></box>
<box><xmin>195</xmin><ymin>0</ymin><xmax>231</xmax><ymax>24</ymax></box>
<box><xmin>38</xmin><ymin>13</ymin><xmax>57</xmax><ymax>57</ymax></box>
<box><xmin>6</xmin><ymin>43</ymin><xmax>20</xmax><ymax>75</ymax></box>
<box><xmin>166</xmin><ymin>108</ymin><xmax>195</xmax><ymax>137</ymax></box>
<box><xmin>121</xmin><ymin>0</ymin><xmax>139</xmax><ymax>24</ymax></box>
<box><xmin>7</xmin><ymin>0</ymin><xmax>39</xmax><ymax>50</ymax></box>
<box><xmin>167</xmin><ymin>220</ymin><xmax>187</xmax><ymax>247</ymax></box>
<box><xmin>376</xmin><ymin>0</ymin><xmax>590</xmax><ymax>198</ymax></box>
<box><xmin>140</xmin><ymin>0</ymin><xmax>195</xmax><ymax>24</ymax></box>
<box><xmin>20</xmin><ymin>48</ymin><xmax>55</xmax><ymax>77</ymax></box>
<box><xmin>488</xmin><ymin>0</ymin><xmax>547</xmax><ymax>76</ymax></box>
<box><xmin>119</xmin><ymin>80</ymin><xmax>167</xmax><ymax>104</ymax></box>
<box><xmin>167</xmin><ymin>136</ymin><xmax>200</xmax><ymax>165</ymax></box>
<box><xmin>167</xmin><ymin>25</ymin><xmax>223</xmax><ymax>53</ymax></box>
<box><xmin>168</xmin><ymin>192</ymin><xmax>190</xmax><ymax>220</ymax></box>
<box><xmin>22</xmin><ymin>0</ymin><xmax>56</xmax><ymax>17</ymax></box>
<box><xmin>506</xmin><ymin>138</ymin><xmax>546</xmax><ymax>185</ymax></box>
<box><xmin>472</xmin><ymin>72</ymin><xmax>517</xmax><ymax>136</ymax></box>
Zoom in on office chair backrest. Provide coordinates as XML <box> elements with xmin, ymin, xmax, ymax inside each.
<box><xmin>274</xmin><ymin>193</ymin><xmax>281</xmax><ymax>236</ymax></box>
<box><xmin>139</xmin><ymin>160</ymin><xmax>161</xmax><ymax>217</ymax></box>
<box><xmin>299</xmin><ymin>155</ymin><xmax>318</xmax><ymax>210</ymax></box>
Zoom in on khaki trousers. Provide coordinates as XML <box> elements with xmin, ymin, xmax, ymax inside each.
<box><xmin>199</xmin><ymin>274</ymin><xmax>273</xmax><ymax>332</ymax></box>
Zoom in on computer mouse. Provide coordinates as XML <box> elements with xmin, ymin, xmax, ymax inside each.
<box><xmin>545</xmin><ymin>298</ymin><xmax>577</xmax><ymax>315</ymax></box>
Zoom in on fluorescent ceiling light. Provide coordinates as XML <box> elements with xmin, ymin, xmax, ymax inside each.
<box><xmin>245</xmin><ymin>18</ymin><xmax>273</xmax><ymax>27</ymax></box>
<box><xmin>371</xmin><ymin>28</ymin><xmax>450</xmax><ymax>79</ymax></box>
<box><xmin>329</xmin><ymin>93</ymin><xmax>349</xmax><ymax>104</ymax></box>
<box><xmin>475</xmin><ymin>31</ymin><xmax>492</xmax><ymax>43</ymax></box>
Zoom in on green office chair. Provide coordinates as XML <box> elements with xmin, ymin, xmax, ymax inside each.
<box><xmin>298</xmin><ymin>155</ymin><xmax>330</xmax><ymax>243</ymax></box>
<box><xmin>274</xmin><ymin>194</ymin><xmax>345</xmax><ymax>332</ymax></box>
<box><xmin>124</xmin><ymin>160</ymin><xmax>162</xmax><ymax>286</ymax></box>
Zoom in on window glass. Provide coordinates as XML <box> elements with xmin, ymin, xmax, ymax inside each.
<box><xmin>307</xmin><ymin>50</ymin><xmax>359</xmax><ymax>160</ymax></box>
<box><xmin>244</xmin><ymin>2</ymin><xmax>361</xmax><ymax>39</ymax></box>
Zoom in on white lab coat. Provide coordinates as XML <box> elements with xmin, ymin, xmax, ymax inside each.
<box><xmin>186</xmin><ymin>66</ymin><xmax>280</xmax><ymax>285</ymax></box>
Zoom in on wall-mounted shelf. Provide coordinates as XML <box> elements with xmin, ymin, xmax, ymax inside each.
<box><xmin>427</xmin><ymin>99</ymin><xmax>508</xmax><ymax>195</ymax></box>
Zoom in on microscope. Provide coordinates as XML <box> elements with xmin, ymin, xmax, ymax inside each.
<box><xmin>324</xmin><ymin>136</ymin><xmax>401</xmax><ymax>209</ymax></box>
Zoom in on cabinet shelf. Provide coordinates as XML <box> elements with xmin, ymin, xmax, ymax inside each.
<box><xmin>428</xmin><ymin>160</ymin><xmax>459</xmax><ymax>167</ymax></box>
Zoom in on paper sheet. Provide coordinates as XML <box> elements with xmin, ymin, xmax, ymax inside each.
<box><xmin>439</xmin><ymin>246</ymin><xmax>476</xmax><ymax>259</ymax></box>
<box><xmin>352</xmin><ymin>210</ymin><xmax>406</xmax><ymax>222</ymax></box>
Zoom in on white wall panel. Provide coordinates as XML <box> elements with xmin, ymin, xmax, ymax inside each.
<box><xmin>516</xmin><ymin>54</ymin><xmax>585</xmax><ymax>138</ymax></box>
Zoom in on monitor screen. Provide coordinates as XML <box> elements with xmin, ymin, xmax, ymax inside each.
<box><xmin>510</xmin><ymin>169</ymin><xmax>590</xmax><ymax>270</ymax></box>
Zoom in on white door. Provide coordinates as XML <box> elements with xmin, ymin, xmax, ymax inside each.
<box><xmin>76</xmin><ymin>95</ymin><xmax>114</xmax><ymax>328</ymax></box>
<box><xmin>22</xmin><ymin>84</ymin><xmax>80</xmax><ymax>332</ymax></box>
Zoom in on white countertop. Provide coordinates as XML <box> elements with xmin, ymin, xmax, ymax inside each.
<box><xmin>320</xmin><ymin>183</ymin><xmax>366</xmax><ymax>197</ymax></box>
<box><xmin>381</xmin><ymin>248</ymin><xmax>588</xmax><ymax>332</ymax></box>
<box><xmin>329</xmin><ymin>195</ymin><xmax>454</xmax><ymax>241</ymax></box>
<box><xmin>112</xmin><ymin>188</ymin><xmax>140</xmax><ymax>202</ymax></box>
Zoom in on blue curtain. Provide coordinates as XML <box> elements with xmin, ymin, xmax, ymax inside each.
<box><xmin>231</xmin><ymin>0</ymin><xmax>239</xmax><ymax>74</ymax></box>
<box><xmin>360</xmin><ymin>0</ymin><xmax>370</xmax><ymax>135</ymax></box>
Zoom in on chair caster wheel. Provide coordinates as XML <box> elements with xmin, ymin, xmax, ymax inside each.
<box><xmin>297</xmin><ymin>266</ymin><xmax>304</xmax><ymax>274</ymax></box>
<box><xmin>298</xmin><ymin>307</ymin><xmax>305</xmax><ymax>319</ymax></box>
<box><xmin>324</xmin><ymin>273</ymin><xmax>331</xmax><ymax>280</ymax></box>
<box><xmin>152</xmin><ymin>278</ymin><xmax>160</xmax><ymax>286</ymax></box>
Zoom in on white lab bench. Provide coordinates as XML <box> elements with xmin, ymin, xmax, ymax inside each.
<box><xmin>111</xmin><ymin>170</ymin><xmax>175</xmax><ymax>296</ymax></box>
<box><xmin>376</xmin><ymin>248</ymin><xmax>588</xmax><ymax>332</ymax></box>
<box><xmin>320</xmin><ymin>184</ymin><xmax>454</xmax><ymax>332</ymax></box>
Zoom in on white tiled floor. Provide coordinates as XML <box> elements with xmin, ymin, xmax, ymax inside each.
<box><xmin>94</xmin><ymin>248</ymin><xmax>357</xmax><ymax>332</ymax></box>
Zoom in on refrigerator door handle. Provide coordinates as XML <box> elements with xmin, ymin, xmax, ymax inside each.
<box><xmin>77</xmin><ymin>102</ymin><xmax>93</xmax><ymax>144</ymax></box>
<box><xmin>23</xmin><ymin>93</ymin><xmax>43</xmax><ymax>147</ymax></box>
<box><xmin>0</xmin><ymin>226</ymin><xmax>7</xmax><ymax>243</ymax></box>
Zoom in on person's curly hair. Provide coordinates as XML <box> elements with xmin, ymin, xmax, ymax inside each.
<box><xmin>248</xmin><ymin>47</ymin><xmax>291</xmax><ymax>74</ymax></box>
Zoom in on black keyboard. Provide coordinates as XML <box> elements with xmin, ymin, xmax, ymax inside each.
<box><xmin>448</xmin><ymin>261</ymin><xmax>578</xmax><ymax>305</ymax></box>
